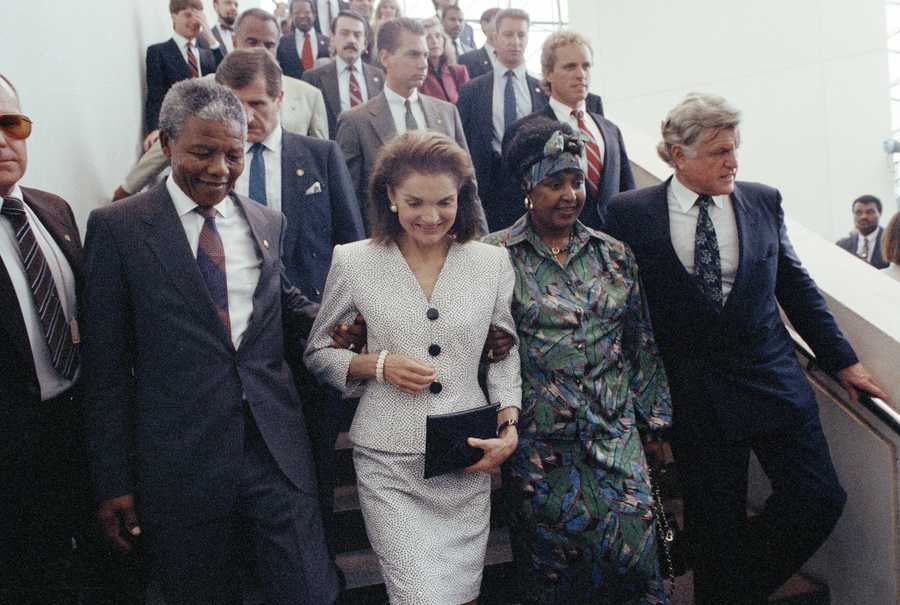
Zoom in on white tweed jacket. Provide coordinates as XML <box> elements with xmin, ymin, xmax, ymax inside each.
<box><xmin>304</xmin><ymin>238</ymin><xmax>522</xmax><ymax>454</ymax></box>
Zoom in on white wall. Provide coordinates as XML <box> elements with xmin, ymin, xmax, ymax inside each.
<box><xmin>570</xmin><ymin>0</ymin><xmax>895</xmax><ymax>240</ymax></box>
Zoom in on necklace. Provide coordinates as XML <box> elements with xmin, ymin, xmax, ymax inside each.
<box><xmin>548</xmin><ymin>233</ymin><xmax>572</xmax><ymax>257</ymax></box>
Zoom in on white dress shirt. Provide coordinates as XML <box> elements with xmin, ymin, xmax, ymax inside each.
<box><xmin>667</xmin><ymin>175</ymin><xmax>739</xmax><ymax>300</ymax></box>
<box><xmin>491</xmin><ymin>62</ymin><xmax>531</xmax><ymax>152</ymax></box>
<box><xmin>856</xmin><ymin>227</ymin><xmax>881</xmax><ymax>262</ymax></box>
<box><xmin>217</xmin><ymin>25</ymin><xmax>234</xmax><ymax>53</ymax></box>
<box><xmin>166</xmin><ymin>175</ymin><xmax>261</xmax><ymax>349</ymax></box>
<box><xmin>548</xmin><ymin>96</ymin><xmax>606</xmax><ymax>169</ymax></box>
<box><xmin>0</xmin><ymin>186</ymin><xmax>78</xmax><ymax>399</ymax></box>
<box><xmin>294</xmin><ymin>28</ymin><xmax>320</xmax><ymax>62</ymax></box>
<box><xmin>384</xmin><ymin>86</ymin><xmax>427</xmax><ymax>135</ymax></box>
<box><xmin>316</xmin><ymin>0</ymin><xmax>339</xmax><ymax>37</ymax></box>
<box><xmin>172</xmin><ymin>32</ymin><xmax>208</xmax><ymax>75</ymax></box>
<box><xmin>235</xmin><ymin>124</ymin><xmax>284</xmax><ymax>212</ymax></box>
<box><xmin>337</xmin><ymin>56</ymin><xmax>370</xmax><ymax>113</ymax></box>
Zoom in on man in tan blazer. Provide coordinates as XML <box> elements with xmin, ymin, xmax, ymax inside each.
<box><xmin>335</xmin><ymin>17</ymin><xmax>486</xmax><ymax>233</ymax></box>
<box><xmin>113</xmin><ymin>9</ymin><xmax>329</xmax><ymax>200</ymax></box>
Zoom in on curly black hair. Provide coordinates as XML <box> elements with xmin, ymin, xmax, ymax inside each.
<box><xmin>501</xmin><ymin>115</ymin><xmax>582</xmax><ymax>190</ymax></box>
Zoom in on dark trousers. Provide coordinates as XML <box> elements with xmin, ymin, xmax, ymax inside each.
<box><xmin>672</xmin><ymin>414</ymin><xmax>846</xmax><ymax>605</ymax></box>
<box><xmin>0</xmin><ymin>388</ymin><xmax>91</xmax><ymax>603</ymax></box>
<box><xmin>147</xmin><ymin>409</ymin><xmax>339</xmax><ymax>605</ymax></box>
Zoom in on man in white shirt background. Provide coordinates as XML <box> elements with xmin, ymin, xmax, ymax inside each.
<box><xmin>836</xmin><ymin>194</ymin><xmax>890</xmax><ymax>269</ymax></box>
<box><xmin>458</xmin><ymin>7</ymin><xmax>499</xmax><ymax>80</ymax></box>
<box><xmin>209</xmin><ymin>0</ymin><xmax>239</xmax><ymax>53</ymax></box>
<box><xmin>441</xmin><ymin>4</ymin><xmax>473</xmax><ymax>58</ymax></box>
<box><xmin>276</xmin><ymin>0</ymin><xmax>331</xmax><ymax>80</ymax></box>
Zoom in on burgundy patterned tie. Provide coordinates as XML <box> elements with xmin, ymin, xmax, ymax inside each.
<box><xmin>195</xmin><ymin>206</ymin><xmax>231</xmax><ymax>339</ymax></box>
<box><xmin>186</xmin><ymin>41</ymin><xmax>199</xmax><ymax>78</ymax></box>
<box><xmin>572</xmin><ymin>109</ymin><xmax>603</xmax><ymax>195</ymax></box>
<box><xmin>2</xmin><ymin>196</ymin><xmax>78</xmax><ymax>379</ymax></box>
<box><xmin>348</xmin><ymin>64</ymin><xmax>363</xmax><ymax>107</ymax></box>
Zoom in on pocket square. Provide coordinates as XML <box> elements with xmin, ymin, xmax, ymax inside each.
<box><xmin>304</xmin><ymin>181</ymin><xmax>322</xmax><ymax>195</ymax></box>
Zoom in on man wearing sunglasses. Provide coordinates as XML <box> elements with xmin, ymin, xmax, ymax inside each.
<box><xmin>0</xmin><ymin>74</ymin><xmax>90</xmax><ymax>601</ymax></box>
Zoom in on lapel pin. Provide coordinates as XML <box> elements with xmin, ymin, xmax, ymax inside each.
<box><xmin>63</xmin><ymin>234</ymin><xmax>72</xmax><ymax>242</ymax></box>
<box><xmin>262</xmin><ymin>239</ymin><xmax>270</xmax><ymax>249</ymax></box>
<box><xmin>374</xmin><ymin>76</ymin><xmax>380</xmax><ymax>82</ymax></box>
<box><xmin>296</xmin><ymin>168</ymin><xmax>305</xmax><ymax>177</ymax></box>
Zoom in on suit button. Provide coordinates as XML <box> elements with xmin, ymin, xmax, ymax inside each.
<box><xmin>311</xmin><ymin>252</ymin><xmax>318</xmax><ymax>258</ymax></box>
<box><xmin>429</xmin><ymin>381</ymin><xmax>443</xmax><ymax>394</ymax></box>
<box><xmin>428</xmin><ymin>344</ymin><xmax>442</xmax><ymax>357</ymax></box>
<box><xmin>426</xmin><ymin>307</ymin><xmax>439</xmax><ymax>321</ymax></box>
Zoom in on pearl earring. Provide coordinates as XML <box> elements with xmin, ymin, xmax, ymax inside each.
<box><xmin>523</xmin><ymin>197</ymin><xmax>533</xmax><ymax>210</ymax></box>
<box><xmin>389</xmin><ymin>205</ymin><xmax>398</xmax><ymax>213</ymax></box>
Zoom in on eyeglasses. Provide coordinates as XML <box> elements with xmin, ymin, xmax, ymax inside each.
<box><xmin>0</xmin><ymin>113</ymin><xmax>32</xmax><ymax>140</ymax></box>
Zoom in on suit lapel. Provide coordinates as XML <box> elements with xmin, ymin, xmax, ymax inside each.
<box><xmin>163</xmin><ymin>38</ymin><xmax>191</xmax><ymax>80</ymax></box>
<box><xmin>21</xmin><ymin>189</ymin><xmax>82</xmax><ymax>283</ymax></box>
<box><xmin>420</xmin><ymin>96</ymin><xmax>447</xmax><ymax>132</ymax></box>
<box><xmin>322</xmin><ymin>64</ymin><xmax>342</xmax><ymax>116</ymax></box>
<box><xmin>0</xmin><ymin>255</ymin><xmax>32</xmax><ymax>367</ymax></box>
<box><xmin>526</xmin><ymin>75</ymin><xmax>547</xmax><ymax>112</ymax></box>
<box><xmin>722</xmin><ymin>184</ymin><xmax>756</xmax><ymax>312</ymax></box>
<box><xmin>280</xmin><ymin>134</ymin><xmax>314</xmax><ymax>269</ymax></box>
<box><xmin>232</xmin><ymin>194</ymin><xmax>276</xmax><ymax>352</ymax></box>
<box><xmin>368</xmin><ymin>93</ymin><xmax>396</xmax><ymax>145</ymax></box>
<box><xmin>363</xmin><ymin>65</ymin><xmax>383</xmax><ymax>98</ymax></box>
<box><xmin>140</xmin><ymin>184</ymin><xmax>229</xmax><ymax>344</ymax></box>
<box><xmin>211</xmin><ymin>25</ymin><xmax>226</xmax><ymax>50</ymax></box>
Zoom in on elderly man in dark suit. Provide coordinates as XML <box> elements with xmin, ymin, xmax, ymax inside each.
<box><xmin>605</xmin><ymin>93</ymin><xmax>886</xmax><ymax>605</ymax></box>
<box><xmin>144</xmin><ymin>0</ymin><xmax>225</xmax><ymax>152</ymax></box>
<box><xmin>0</xmin><ymin>74</ymin><xmax>92</xmax><ymax>603</ymax></box>
<box><xmin>335</xmin><ymin>17</ymin><xmax>485</xmax><ymax>232</ymax></box>
<box><xmin>216</xmin><ymin>48</ymin><xmax>364</xmax><ymax>553</ymax></box>
<box><xmin>836</xmin><ymin>194</ymin><xmax>890</xmax><ymax>269</ymax></box>
<box><xmin>277</xmin><ymin>0</ymin><xmax>332</xmax><ymax>80</ymax></box>
<box><xmin>457</xmin><ymin>8</ymin><xmax>548</xmax><ymax>231</ymax></box>
<box><xmin>82</xmin><ymin>79</ymin><xmax>338</xmax><ymax>605</ymax></box>
<box><xmin>507</xmin><ymin>31</ymin><xmax>633</xmax><ymax>230</ymax></box>
<box><xmin>302</xmin><ymin>10</ymin><xmax>384</xmax><ymax>139</ymax></box>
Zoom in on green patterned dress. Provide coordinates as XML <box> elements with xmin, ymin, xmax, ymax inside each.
<box><xmin>484</xmin><ymin>216</ymin><xmax>672</xmax><ymax>605</ymax></box>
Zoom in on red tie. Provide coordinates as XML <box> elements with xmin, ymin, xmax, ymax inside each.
<box><xmin>348</xmin><ymin>64</ymin><xmax>363</xmax><ymax>107</ymax></box>
<box><xmin>301</xmin><ymin>32</ymin><xmax>314</xmax><ymax>70</ymax></box>
<box><xmin>186</xmin><ymin>41</ymin><xmax>199</xmax><ymax>78</ymax></box>
<box><xmin>572</xmin><ymin>110</ymin><xmax>603</xmax><ymax>194</ymax></box>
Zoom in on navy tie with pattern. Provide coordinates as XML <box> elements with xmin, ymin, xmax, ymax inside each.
<box><xmin>2</xmin><ymin>196</ymin><xmax>78</xmax><ymax>379</ymax></box>
<box><xmin>504</xmin><ymin>70</ymin><xmax>517</xmax><ymax>133</ymax></box>
<box><xmin>694</xmin><ymin>194</ymin><xmax>724</xmax><ymax>308</ymax></box>
<box><xmin>249</xmin><ymin>142</ymin><xmax>267</xmax><ymax>205</ymax></box>
<box><xmin>195</xmin><ymin>205</ymin><xmax>231</xmax><ymax>340</ymax></box>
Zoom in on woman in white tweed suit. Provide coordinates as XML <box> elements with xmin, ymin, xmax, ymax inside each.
<box><xmin>305</xmin><ymin>131</ymin><xmax>522</xmax><ymax>605</ymax></box>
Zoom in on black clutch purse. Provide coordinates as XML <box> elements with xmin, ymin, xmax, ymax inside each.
<box><xmin>424</xmin><ymin>403</ymin><xmax>500</xmax><ymax>479</ymax></box>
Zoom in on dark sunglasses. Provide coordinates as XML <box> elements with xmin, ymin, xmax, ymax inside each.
<box><xmin>0</xmin><ymin>113</ymin><xmax>32</xmax><ymax>140</ymax></box>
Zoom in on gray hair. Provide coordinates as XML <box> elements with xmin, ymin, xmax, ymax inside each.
<box><xmin>0</xmin><ymin>74</ymin><xmax>19</xmax><ymax>106</ymax></box>
<box><xmin>159</xmin><ymin>79</ymin><xmax>247</xmax><ymax>143</ymax></box>
<box><xmin>657</xmin><ymin>93</ymin><xmax>741</xmax><ymax>166</ymax></box>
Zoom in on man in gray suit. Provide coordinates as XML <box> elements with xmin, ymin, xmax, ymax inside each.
<box><xmin>302</xmin><ymin>10</ymin><xmax>384</xmax><ymax>139</ymax></box>
<box><xmin>113</xmin><ymin>9</ymin><xmax>329</xmax><ymax>200</ymax></box>
<box><xmin>335</xmin><ymin>17</ymin><xmax>485</xmax><ymax>232</ymax></box>
<box><xmin>82</xmin><ymin>78</ymin><xmax>338</xmax><ymax>604</ymax></box>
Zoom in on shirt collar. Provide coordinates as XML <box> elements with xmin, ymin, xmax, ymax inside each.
<box><xmin>166</xmin><ymin>174</ymin><xmax>234</xmax><ymax>219</ymax></box>
<box><xmin>862</xmin><ymin>228</ymin><xmax>880</xmax><ymax>243</ymax></box>
<box><xmin>384</xmin><ymin>85</ymin><xmax>419</xmax><ymax>106</ymax></box>
<box><xmin>245</xmin><ymin>124</ymin><xmax>282</xmax><ymax>154</ymax></box>
<box><xmin>503</xmin><ymin>212</ymin><xmax>601</xmax><ymax>252</ymax></box>
<box><xmin>494</xmin><ymin>61</ymin><xmax>527</xmax><ymax>81</ymax></box>
<box><xmin>670</xmin><ymin>173</ymin><xmax>727</xmax><ymax>212</ymax></box>
<box><xmin>548</xmin><ymin>95</ymin><xmax>585</xmax><ymax>118</ymax></box>
<box><xmin>295</xmin><ymin>27</ymin><xmax>313</xmax><ymax>42</ymax></box>
<box><xmin>337</xmin><ymin>56</ymin><xmax>362</xmax><ymax>74</ymax></box>
<box><xmin>172</xmin><ymin>32</ymin><xmax>193</xmax><ymax>49</ymax></box>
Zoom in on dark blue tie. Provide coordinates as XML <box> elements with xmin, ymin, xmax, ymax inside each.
<box><xmin>249</xmin><ymin>142</ymin><xmax>267</xmax><ymax>205</ymax></box>
<box><xmin>503</xmin><ymin>70</ymin><xmax>517</xmax><ymax>133</ymax></box>
<box><xmin>694</xmin><ymin>195</ymin><xmax>723</xmax><ymax>308</ymax></box>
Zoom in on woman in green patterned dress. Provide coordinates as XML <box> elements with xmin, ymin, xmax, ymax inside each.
<box><xmin>484</xmin><ymin>117</ymin><xmax>673</xmax><ymax>604</ymax></box>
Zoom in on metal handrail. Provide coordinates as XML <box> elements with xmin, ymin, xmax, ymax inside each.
<box><xmin>793</xmin><ymin>337</ymin><xmax>900</xmax><ymax>438</ymax></box>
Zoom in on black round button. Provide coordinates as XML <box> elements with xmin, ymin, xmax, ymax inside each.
<box><xmin>426</xmin><ymin>307</ymin><xmax>439</xmax><ymax>321</ymax></box>
<box><xmin>428</xmin><ymin>344</ymin><xmax>441</xmax><ymax>357</ymax></box>
<box><xmin>429</xmin><ymin>381</ymin><xmax>443</xmax><ymax>394</ymax></box>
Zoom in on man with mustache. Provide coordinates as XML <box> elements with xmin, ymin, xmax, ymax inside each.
<box><xmin>114</xmin><ymin>8</ymin><xmax>329</xmax><ymax>200</ymax></box>
<box><xmin>605</xmin><ymin>93</ymin><xmax>886</xmax><ymax>605</ymax></box>
<box><xmin>335</xmin><ymin>17</ymin><xmax>486</xmax><ymax>233</ymax></box>
<box><xmin>302</xmin><ymin>10</ymin><xmax>384</xmax><ymax>140</ymax></box>
<box><xmin>210</xmin><ymin>0</ymin><xmax>240</xmax><ymax>54</ymax></box>
<box><xmin>82</xmin><ymin>78</ymin><xmax>338</xmax><ymax>604</ymax></box>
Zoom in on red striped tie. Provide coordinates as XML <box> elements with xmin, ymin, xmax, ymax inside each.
<box><xmin>348</xmin><ymin>64</ymin><xmax>363</xmax><ymax>107</ymax></box>
<box><xmin>301</xmin><ymin>32</ymin><xmax>314</xmax><ymax>70</ymax></box>
<box><xmin>186</xmin><ymin>41</ymin><xmax>199</xmax><ymax>78</ymax></box>
<box><xmin>572</xmin><ymin>110</ymin><xmax>603</xmax><ymax>195</ymax></box>
<box><xmin>2</xmin><ymin>197</ymin><xmax>78</xmax><ymax>379</ymax></box>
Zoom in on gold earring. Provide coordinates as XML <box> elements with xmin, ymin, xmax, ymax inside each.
<box><xmin>524</xmin><ymin>197</ymin><xmax>533</xmax><ymax>210</ymax></box>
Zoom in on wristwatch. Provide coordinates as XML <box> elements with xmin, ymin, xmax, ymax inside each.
<box><xmin>496</xmin><ymin>418</ymin><xmax>518</xmax><ymax>437</ymax></box>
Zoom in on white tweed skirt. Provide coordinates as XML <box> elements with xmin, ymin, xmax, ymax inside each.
<box><xmin>353</xmin><ymin>446</ymin><xmax>492</xmax><ymax>605</ymax></box>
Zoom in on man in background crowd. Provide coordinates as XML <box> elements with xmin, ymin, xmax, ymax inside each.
<box><xmin>442</xmin><ymin>4</ymin><xmax>473</xmax><ymax>57</ymax></box>
<box><xmin>209</xmin><ymin>0</ymin><xmax>240</xmax><ymax>53</ymax></box>
<box><xmin>836</xmin><ymin>194</ymin><xmax>890</xmax><ymax>269</ymax></box>
<box><xmin>277</xmin><ymin>0</ymin><xmax>331</xmax><ymax>80</ymax></box>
